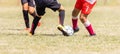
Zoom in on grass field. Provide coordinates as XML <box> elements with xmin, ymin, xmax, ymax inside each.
<box><xmin>0</xmin><ymin>0</ymin><xmax>120</xmax><ymax>54</ymax></box>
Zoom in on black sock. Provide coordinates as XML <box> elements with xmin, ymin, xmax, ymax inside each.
<box><xmin>59</xmin><ymin>10</ymin><xmax>65</xmax><ymax>26</ymax></box>
<box><xmin>30</xmin><ymin>16</ymin><xmax>41</xmax><ymax>35</ymax></box>
<box><xmin>23</xmin><ymin>10</ymin><xmax>30</xmax><ymax>28</ymax></box>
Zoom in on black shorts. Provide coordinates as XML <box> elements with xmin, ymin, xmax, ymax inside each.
<box><xmin>21</xmin><ymin>0</ymin><xmax>35</xmax><ymax>7</ymax></box>
<box><xmin>35</xmin><ymin>0</ymin><xmax>61</xmax><ymax>16</ymax></box>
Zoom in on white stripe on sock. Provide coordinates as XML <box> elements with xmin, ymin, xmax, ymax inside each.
<box><xmin>72</xmin><ymin>16</ymin><xmax>78</xmax><ymax>19</ymax></box>
<box><xmin>84</xmin><ymin>20</ymin><xmax>91</xmax><ymax>27</ymax></box>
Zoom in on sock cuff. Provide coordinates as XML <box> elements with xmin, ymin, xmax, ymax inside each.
<box><xmin>35</xmin><ymin>16</ymin><xmax>41</xmax><ymax>19</ymax></box>
<box><xmin>23</xmin><ymin>10</ymin><xmax>28</xmax><ymax>14</ymax></box>
<box><xmin>30</xmin><ymin>12</ymin><xmax>36</xmax><ymax>17</ymax></box>
<box><xmin>23</xmin><ymin>10</ymin><xmax>28</xmax><ymax>12</ymax></box>
<box><xmin>72</xmin><ymin>16</ymin><xmax>78</xmax><ymax>19</ymax></box>
<box><xmin>84</xmin><ymin>20</ymin><xmax>91</xmax><ymax>27</ymax></box>
<box><xmin>59</xmin><ymin>10</ymin><xmax>65</xmax><ymax>16</ymax></box>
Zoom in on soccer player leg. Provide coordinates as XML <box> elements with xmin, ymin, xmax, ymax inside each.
<box><xmin>58</xmin><ymin>5</ymin><xmax>65</xmax><ymax>26</ymax></box>
<box><xmin>30</xmin><ymin>16</ymin><xmax>41</xmax><ymax>35</ymax></box>
<box><xmin>80</xmin><ymin>14</ymin><xmax>96</xmax><ymax>36</ymax></box>
<box><xmin>72</xmin><ymin>0</ymin><xmax>82</xmax><ymax>33</ymax></box>
<box><xmin>58</xmin><ymin>7</ymin><xmax>74</xmax><ymax>36</ymax></box>
<box><xmin>29</xmin><ymin>7</ymin><xmax>44</xmax><ymax>35</ymax></box>
<box><xmin>80</xmin><ymin>2</ymin><xmax>96</xmax><ymax>36</ymax></box>
<box><xmin>57</xmin><ymin>7</ymin><xmax>67</xmax><ymax>35</ymax></box>
<box><xmin>28</xmin><ymin>1</ymin><xmax>41</xmax><ymax>27</ymax></box>
<box><xmin>47</xmin><ymin>0</ymin><xmax>65</xmax><ymax>26</ymax></box>
<box><xmin>47</xmin><ymin>1</ymin><xmax>67</xmax><ymax>36</ymax></box>
<box><xmin>28</xmin><ymin>0</ymin><xmax>36</xmax><ymax>17</ymax></box>
<box><xmin>57</xmin><ymin>5</ymin><xmax>69</xmax><ymax>36</ymax></box>
<box><xmin>28</xmin><ymin>6</ymin><xmax>41</xmax><ymax>27</ymax></box>
<box><xmin>21</xmin><ymin>0</ymin><xmax>30</xmax><ymax>30</ymax></box>
<box><xmin>72</xmin><ymin>8</ymin><xmax>80</xmax><ymax>33</ymax></box>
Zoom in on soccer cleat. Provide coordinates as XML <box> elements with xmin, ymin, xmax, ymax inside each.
<box><xmin>90</xmin><ymin>33</ymin><xmax>96</xmax><ymax>36</ymax></box>
<box><xmin>28</xmin><ymin>32</ymin><xmax>34</xmax><ymax>36</ymax></box>
<box><xmin>28</xmin><ymin>32</ymin><xmax>33</xmax><ymax>36</ymax></box>
<box><xmin>73</xmin><ymin>27</ymin><xmax>79</xmax><ymax>33</ymax></box>
<box><xmin>57</xmin><ymin>25</ymin><xmax>69</xmax><ymax>36</ymax></box>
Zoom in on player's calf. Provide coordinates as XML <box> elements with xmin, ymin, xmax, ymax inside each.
<box><xmin>30</xmin><ymin>16</ymin><xmax>41</xmax><ymax>35</ymax></box>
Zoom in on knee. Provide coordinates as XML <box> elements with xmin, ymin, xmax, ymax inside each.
<box><xmin>80</xmin><ymin>15</ymin><xmax>85</xmax><ymax>21</ymax></box>
<box><xmin>58</xmin><ymin>5</ymin><xmax>65</xmax><ymax>11</ymax></box>
<box><xmin>28</xmin><ymin>6</ymin><xmax>35</xmax><ymax>14</ymax></box>
<box><xmin>58</xmin><ymin>6</ymin><xmax>65</xmax><ymax>15</ymax></box>
<box><xmin>28</xmin><ymin>9</ymin><xmax>34</xmax><ymax>14</ymax></box>
<box><xmin>28</xmin><ymin>8</ymin><xmax>36</xmax><ymax>16</ymax></box>
<box><xmin>28</xmin><ymin>10</ymin><xmax>33</xmax><ymax>14</ymax></box>
<box><xmin>80</xmin><ymin>14</ymin><xmax>88</xmax><ymax>23</ymax></box>
<box><xmin>22</xmin><ymin>3</ymin><xmax>28</xmax><ymax>10</ymax></box>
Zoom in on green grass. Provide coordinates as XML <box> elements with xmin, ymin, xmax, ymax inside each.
<box><xmin>0</xmin><ymin>0</ymin><xmax>120</xmax><ymax>54</ymax></box>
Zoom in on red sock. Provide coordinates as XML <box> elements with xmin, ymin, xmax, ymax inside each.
<box><xmin>84</xmin><ymin>20</ymin><xmax>95</xmax><ymax>35</ymax></box>
<box><xmin>72</xmin><ymin>18</ymin><xmax>78</xmax><ymax>29</ymax></box>
<box><xmin>86</xmin><ymin>24</ymin><xmax>95</xmax><ymax>35</ymax></box>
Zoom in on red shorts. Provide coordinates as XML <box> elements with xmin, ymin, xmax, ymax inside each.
<box><xmin>75</xmin><ymin>0</ymin><xmax>96</xmax><ymax>14</ymax></box>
